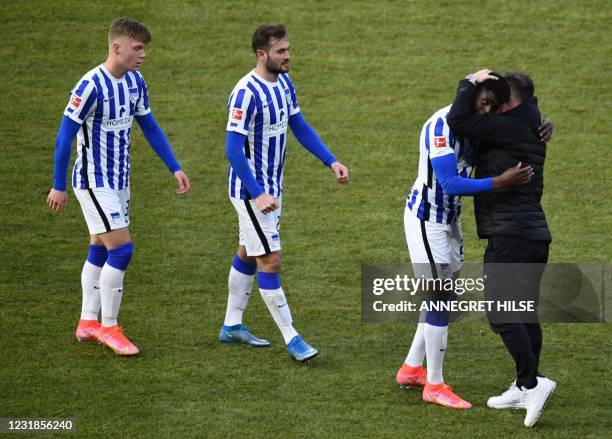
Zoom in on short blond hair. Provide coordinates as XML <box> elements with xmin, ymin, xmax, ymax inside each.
<box><xmin>108</xmin><ymin>17</ymin><xmax>151</xmax><ymax>44</ymax></box>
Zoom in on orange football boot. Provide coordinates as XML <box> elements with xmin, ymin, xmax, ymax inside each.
<box><xmin>97</xmin><ymin>325</ymin><xmax>139</xmax><ymax>356</ymax></box>
<box><xmin>396</xmin><ymin>364</ymin><xmax>427</xmax><ymax>387</ymax></box>
<box><xmin>75</xmin><ymin>319</ymin><xmax>101</xmax><ymax>342</ymax></box>
<box><xmin>423</xmin><ymin>381</ymin><xmax>472</xmax><ymax>409</ymax></box>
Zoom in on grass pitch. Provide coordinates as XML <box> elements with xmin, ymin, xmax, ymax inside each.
<box><xmin>1</xmin><ymin>0</ymin><xmax>610</xmax><ymax>437</ymax></box>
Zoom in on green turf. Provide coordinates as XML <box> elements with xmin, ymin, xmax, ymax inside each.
<box><xmin>1</xmin><ymin>0</ymin><xmax>610</xmax><ymax>437</ymax></box>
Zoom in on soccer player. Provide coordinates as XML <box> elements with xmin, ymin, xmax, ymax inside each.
<box><xmin>47</xmin><ymin>18</ymin><xmax>191</xmax><ymax>356</ymax></box>
<box><xmin>396</xmin><ymin>74</ymin><xmax>537</xmax><ymax>409</ymax></box>
<box><xmin>219</xmin><ymin>24</ymin><xmax>348</xmax><ymax>362</ymax></box>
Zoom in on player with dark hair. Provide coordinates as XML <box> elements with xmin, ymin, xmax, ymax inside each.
<box><xmin>397</xmin><ymin>73</ymin><xmax>535</xmax><ymax>409</ymax></box>
<box><xmin>219</xmin><ymin>24</ymin><xmax>348</xmax><ymax>362</ymax></box>
<box><xmin>47</xmin><ymin>17</ymin><xmax>191</xmax><ymax>356</ymax></box>
<box><xmin>250</xmin><ymin>24</ymin><xmax>287</xmax><ymax>54</ymax></box>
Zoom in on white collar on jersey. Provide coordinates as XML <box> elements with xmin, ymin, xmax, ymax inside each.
<box><xmin>251</xmin><ymin>69</ymin><xmax>280</xmax><ymax>87</ymax></box>
<box><xmin>99</xmin><ymin>63</ymin><xmax>126</xmax><ymax>82</ymax></box>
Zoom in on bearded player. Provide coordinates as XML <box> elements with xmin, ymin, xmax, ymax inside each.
<box><xmin>219</xmin><ymin>24</ymin><xmax>348</xmax><ymax>362</ymax></box>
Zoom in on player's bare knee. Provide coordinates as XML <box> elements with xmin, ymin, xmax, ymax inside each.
<box><xmin>100</xmin><ymin>227</ymin><xmax>131</xmax><ymax>249</ymax></box>
<box><xmin>237</xmin><ymin>245</ymin><xmax>256</xmax><ymax>265</ymax></box>
<box><xmin>256</xmin><ymin>251</ymin><xmax>281</xmax><ymax>272</ymax></box>
<box><xmin>90</xmin><ymin>234</ymin><xmax>104</xmax><ymax>245</ymax></box>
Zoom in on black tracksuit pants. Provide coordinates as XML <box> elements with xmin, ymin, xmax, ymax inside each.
<box><xmin>483</xmin><ymin>236</ymin><xmax>549</xmax><ymax>389</ymax></box>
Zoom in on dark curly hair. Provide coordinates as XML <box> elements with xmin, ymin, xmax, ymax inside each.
<box><xmin>476</xmin><ymin>72</ymin><xmax>511</xmax><ymax>104</ymax></box>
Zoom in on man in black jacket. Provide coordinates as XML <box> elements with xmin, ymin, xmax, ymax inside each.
<box><xmin>447</xmin><ymin>69</ymin><xmax>556</xmax><ymax>428</ymax></box>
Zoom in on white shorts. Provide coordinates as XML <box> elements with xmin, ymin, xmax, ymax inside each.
<box><xmin>404</xmin><ymin>205</ymin><xmax>463</xmax><ymax>279</ymax></box>
<box><xmin>230</xmin><ymin>196</ymin><xmax>282</xmax><ymax>257</ymax></box>
<box><xmin>74</xmin><ymin>187</ymin><xmax>130</xmax><ymax>235</ymax></box>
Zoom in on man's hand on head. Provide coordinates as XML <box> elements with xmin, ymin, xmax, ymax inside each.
<box><xmin>467</xmin><ymin>69</ymin><xmax>498</xmax><ymax>85</ymax></box>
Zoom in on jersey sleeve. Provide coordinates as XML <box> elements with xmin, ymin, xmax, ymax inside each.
<box><xmin>63</xmin><ymin>77</ymin><xmax>97</xmax><ymax>125</ymax></box>
<box><xmin>280</xmin><ymin>74</ymin><xmax>300</xmax><ymax>116</ymax></box>
<box><xmin>427</xmin><ymin>116</ymin><xmax>455</xmax><ymax>160</ymax></box>
<box><xmin>226</xmin><ymin>88</ymin><xmax>255</xmax><ymax>136</ymax></box>
<box><xmin>134</xmin><ymin>72</ymin><xmax>151</xmax><ymax>116</ymax></box>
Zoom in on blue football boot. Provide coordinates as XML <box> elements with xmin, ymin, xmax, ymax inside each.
<box><xmin>287</xmin><ymin>335</ymin><xmax>318</xmax><ymax>362</ymax></box>
<box><xmin>219</xmin><ymin>324</ymin><xmax>270</xmax><ymax>347</ymax></box>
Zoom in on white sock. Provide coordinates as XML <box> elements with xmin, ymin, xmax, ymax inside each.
<box><xmin>405</xmin><ymin>322</ymin><xmax>426</xmax><ymax>367</ymax></box>
<box><xmin>424</xmin><ymin>324</ymin><xmax>448</xmax><ymax>384</ymax></box>
<box><xmin>81</xmin><ymin>261</ymin><xmax>102</xmax><ymax>320</ymax></box>
<box><xmin>259</xmin><ymin>287</ymin><xmax>298</xmax><ymax>344</ymax></box>
<box><xmin>224</xmin><ymin>267</ymin><xmax>255</xmax><ymax>326</ymax></box>
<box><xmin>100</xmin><ymin>263</ymin><xmax>126</xmax><ymax>327</ymax></box>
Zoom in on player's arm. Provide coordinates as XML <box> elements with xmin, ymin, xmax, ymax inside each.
<box><xmin>48</xmin><ymin>116</ymin><xmax>81</xmax><ymax>211</ymax></box>
<box><xmin>135</xmin><ymin>113</ymin><xmax>190</xmax><ymax>195</ymax></box>
<box><xmin>283</xmin><ymin>74</ymin><xmax>347</xmax><ymax>183</ymax></box>
<box><xmin>288</xmin><ymin>112</ymin><xmax>348</xmax><ymax>183</ymax></box>
<box><xmin>48</xmin><ymin>79</ymin><xmax>98</xmax><ymax>212</ymax></box>
<box><xmin>432</xmin><ymin>154</ymin><xmax>533</xmax><ymax>196</ymax></box>
<box><xmin>225</xmin><ymin>132</ymin><xmax>263</xmax><ymax>198</ymax></box>
<box><xmin>225</xmin><ymin>132</ymin><xmax>277</xmax><ymax>213</ymax></box>
<box><xmin>133</xmin><ymin>73</ymin><xmax>189</xmax><ymax>195</ymax></box>
<box><xmin>226</xmin><ymin>88</ymin><xmax>276</xmax><ymax>213</ymax></box>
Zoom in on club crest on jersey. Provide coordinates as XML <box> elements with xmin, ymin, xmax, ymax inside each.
<box><xmin>283</xmin><ymin>88</ymin><xmax>293</xmax><ymax>106</ymax></box>
<box><xmin>231</xmin><ymin>108</ymin><xmax>244</xmax><ymax>121</ymax></box>
<box><xmin>126</xmin><ymin>88</ymin><xmax>138</xmax><ymax>105</ymax></box>
<box><xmin>70</xmin><ymin>95</ymin><xmax>82</xmax><ymax>108</ymax></box>
<box><xmin>434</xmin><ymin>137</ymin><xmax>447</xmax><ymax>148</ymax></box>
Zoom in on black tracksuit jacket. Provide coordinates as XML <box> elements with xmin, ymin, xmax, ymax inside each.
<box><xmin>447</xmin><ymin>80</ymin><xmax>551</xmax><ymax>243</ymax></box>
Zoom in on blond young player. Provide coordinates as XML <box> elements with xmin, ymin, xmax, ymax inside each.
<box><xmin>48</xmin><ymin>18</ymin><xmax>190</xmax><ymax>355</ymax></box>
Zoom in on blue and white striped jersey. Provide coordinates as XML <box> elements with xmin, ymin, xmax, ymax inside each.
<box><xmin>226</xmin><ymin>70</ymin><xmax>300</xmax><ymax>199</ymax></box>
<box><xmin>407</xmin><ymin>104</ymin><xmax>476</xmax><ymax>224</ymax></box>
<box><xmin>64</xmin><ymin>64</ymin><xmax>150</xmax><ymax>190</ymax></box>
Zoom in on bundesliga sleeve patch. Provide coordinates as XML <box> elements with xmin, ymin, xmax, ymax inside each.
<box><xmin>70</xmin><ymin>95</ymin><xmax>82</xmax><ymax>109</ymax></box>
<box><xmin>231</xmin><ymin>108</ymin><xmax>244</xmax><ymax>121</ymax></box>
<box><xmin>434</xmin><ymin>136</ymin><xmax>447</xmax><ymax>148</ymax></box>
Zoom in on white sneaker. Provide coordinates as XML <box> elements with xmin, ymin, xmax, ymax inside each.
<box><xmin>523</xmin><ymin>377</ymin><xmax>556</xmax><ymax>428</ymax></box>
<box><xmin>487</xmin><ymin>381</ymin><xmax>525</xmax><ymax>409</ymax></box>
